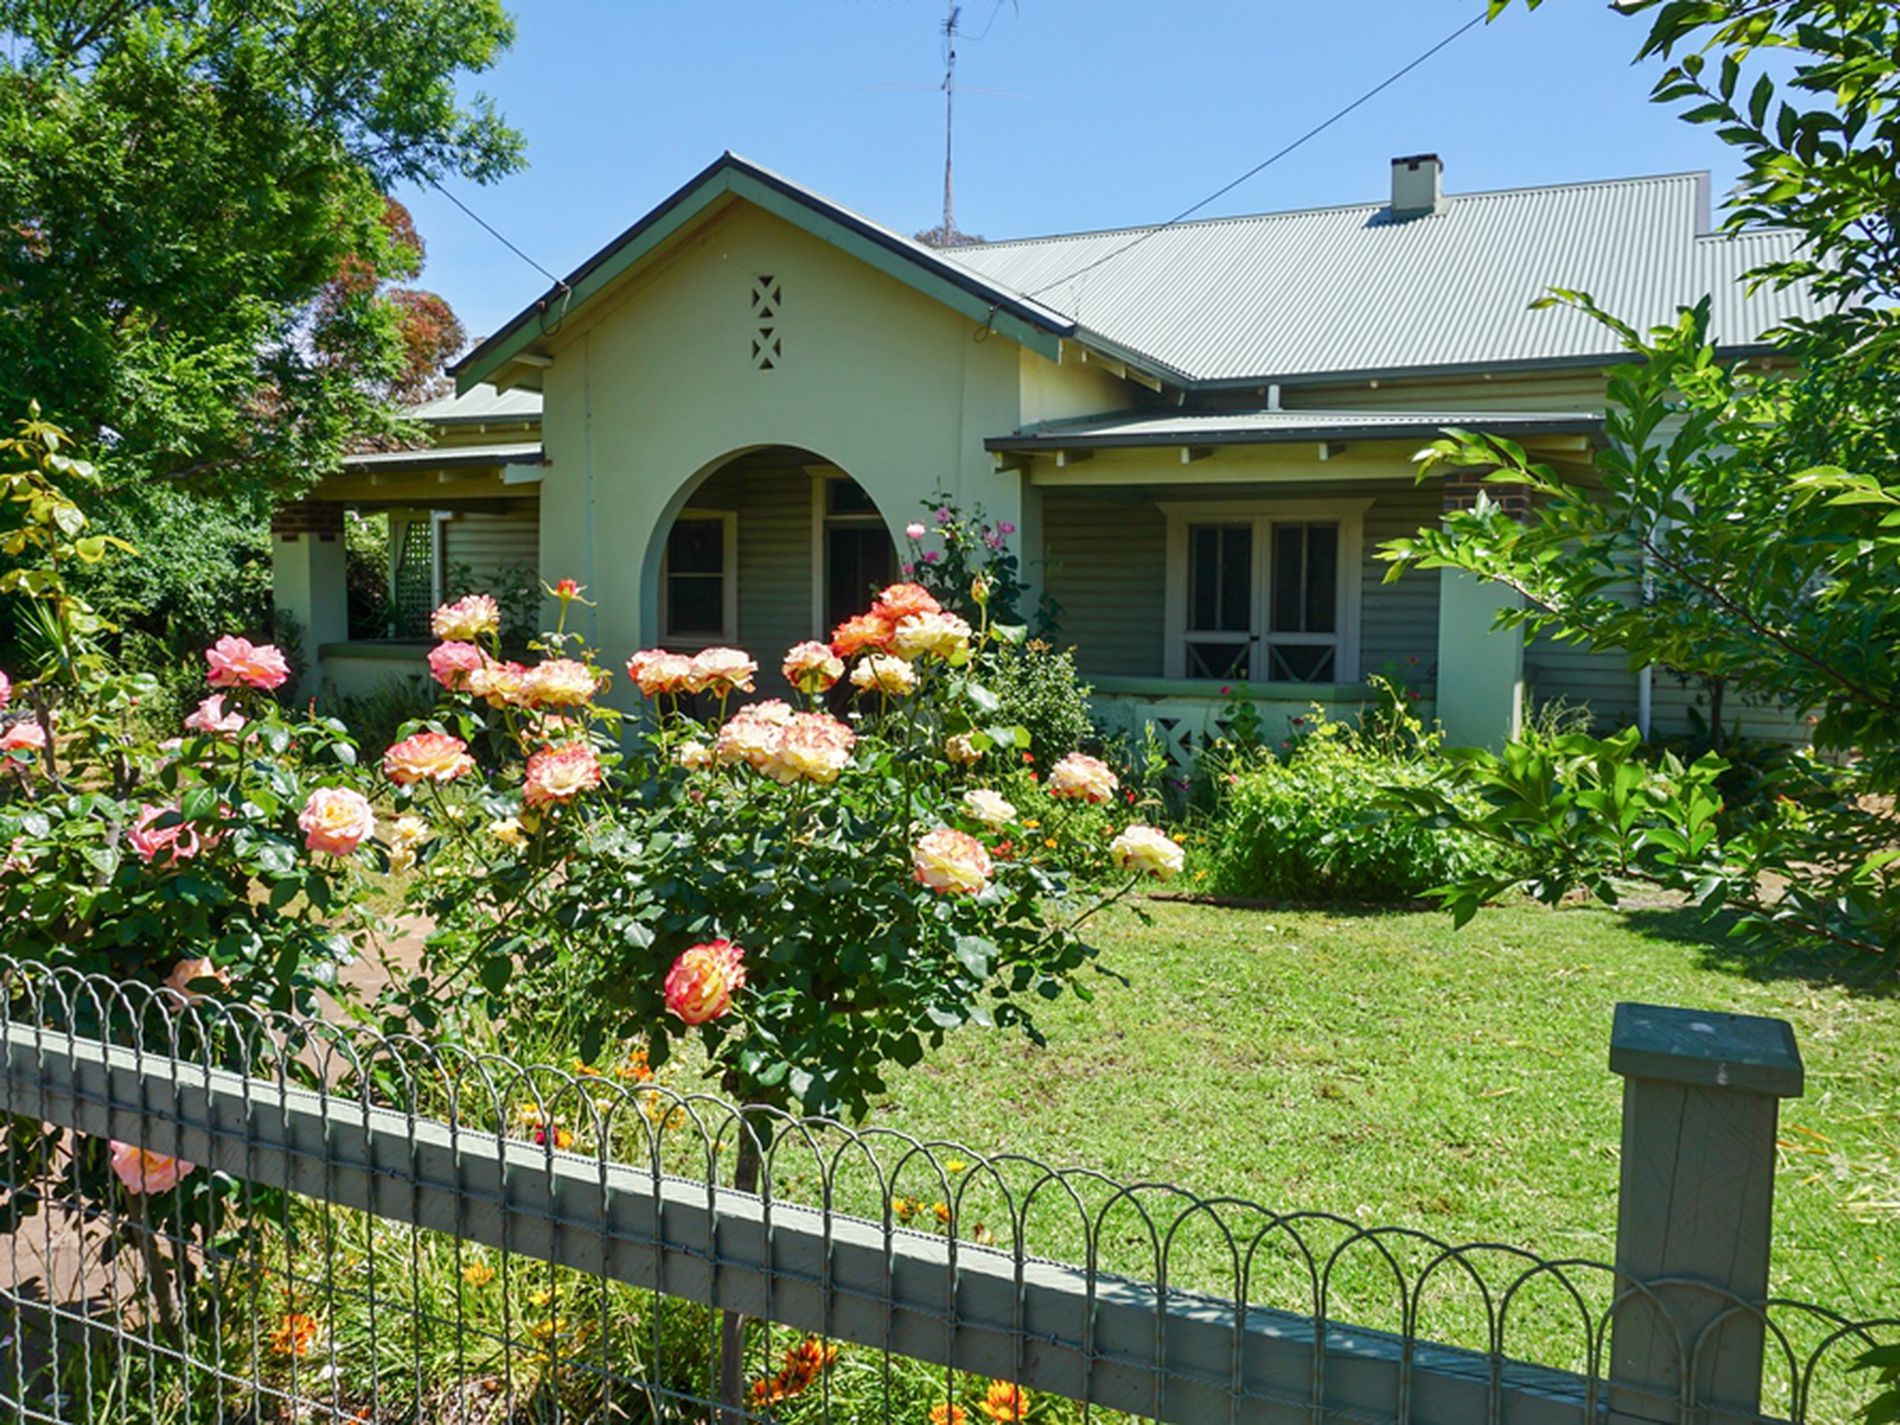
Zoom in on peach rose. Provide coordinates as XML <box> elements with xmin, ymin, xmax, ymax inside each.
<box><xmin>428</xmin><ymin>641</ymin><xmax>485</xmax><ymax>691</ymax></box>
<box><xmin>872</xmin><ymin>582</ymin><xmax>942</xmax><ymax>624</ymax></box>
<box><xmin>109</xmin><ymin>1140</ymin><xmax>194</xmax><ymax>1195</ymax></box>
<box><xmin>714</xmin><ymin>700</ymin><xmax>795</xmax><ymax>770</ymax></box>
<box><xmin>381</xmin><ymin>813</ymin><xmax>431</xmax><ymax>874</ymax></box>
<box><xmin>663</xmin><ymin>940</ymin><xmax>747</xmax><ymax>1025</ymax></box>
<box><xmin>945</xmin><ymin>733</ymin><xmax>983</xmax><ymax>767</ymax></box>
<box><xmin>912</xmin><ymin>827</ymin><xmax>993</xmax><ymax>895</ymax></box>
<box><xmin>1109</xmin><ymin>824</ymin><xmax>1185</xmax><ymax>880</ymax></box>
<box><xmin>523</xmin><ymin>742</ymin><xmax>603</xmax><ymax>807</ymax></box>
<box><xmin>829</xmin><ymin>611</ymin><xmax>895</xmax><ymax>659</ymax></box>
<box><xmin>522</xmin><ymin>658</ymin><xmax>600</xmax><ymax>707</ymax></box>
<box><xmin>430</xmin><ymin>593</ymin><xmax>500</xmax><ymax>641</ymax></box>
<box><xmin>674</xmin><ymin>740</ymin><xmax>714</xmax><ymax>771</ymax></box>
<box><xmin>298</xmin><ymin>786</ymin><xmax>375</xmax><ymax>856</ymax></box>
<box><xmin>1047</xmin><ymin>752</ymin><xmax>1119</xmax><ymax>804</ymax></box>
<box><xmin>628</xmin><ymin>649</ymin><xmax>696</xmax><ymax>697</ymax></box>
<box><xmin>383</xmin><ymin>731</ymin><xmax>475</xmax><ymax>785</ymax></box>
<box><xmin>183</xmin><ymin>694</ymin><xmax>245</xmax><ymax>738</ymax></box>
<box><xmin>850</xmin><ymin>654</ymin><xmax>917</xmax><ymax>697</ymax></box>
<box><xmin>164</xmin><ymin>957</ymin><xmax>230</xmax><ymax>1007</ymax></box>
<box><xmin>962</xmin><ymin>789</ymin><xmax>1016</xmax><ymax>826</ymax></box>
<box><xmin>687</xmin><ymin>647</ymin><xmax>758</xmax><ymax>698</ymax></box>
<box><xmin>765</xmin><ymin>713</ymin><xmax>856</xmax><ymax>785</ymax></box>
<box><xmin>466</xmin><ymin>658</ymin><xmax>529</xmax><ymax>708</ymax></box>
<box><xmin>127</xmin><ymin>804</ymin><xmax>205</xmax><ymax>865</ymax></box>
<box><xmin>204</xmin><ymin>635</ymin><xmax>289</xmax><ymax>691</ymax></box>
<box><xmin>0</xmin><ymin>720</ymin><xmax>46</xmax><ymax>758</ymax></box>
<box><xmin>782</xmin><ymin>640</ymin><xmax>844</xmax><ymax>695</ymax></box>
<box><xmin>891</xmin><ymin>610</ymin><xmax>973</xmax><ymax>664</ymax></box>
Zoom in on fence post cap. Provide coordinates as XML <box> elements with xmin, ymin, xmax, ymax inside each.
<box><xmin>1609</xmin><ymin>1002</ymin><xmax>1804</xmax><ymax>1099</ymax></box>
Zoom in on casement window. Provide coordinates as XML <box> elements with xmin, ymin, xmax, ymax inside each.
<box><xmin>661</xmin><ymin>510</ymin><xmax>738</xmax><ymax>645</ymax></box>
<box><xmin>1162</xmin><ymin>500</ymin><xmax>1368</xmax><ymax>683</ymax></box>
<box><xmin>813</xmin><ymin>474</ymin><xmax>895</xmax><ymax>634</ymax></box>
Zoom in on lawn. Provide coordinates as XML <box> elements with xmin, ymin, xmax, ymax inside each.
<box><xmin>857</xmin><ymin>897</ymin><xmax>1899</xmax><ymax>1332</ymax></box>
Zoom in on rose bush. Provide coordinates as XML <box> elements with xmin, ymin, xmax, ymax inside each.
<box><xmin>391</xmin><ymin>575</ymin><xmax>1179</xmax><ymax>1120</ymax></box>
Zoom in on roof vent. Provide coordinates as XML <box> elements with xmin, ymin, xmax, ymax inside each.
<box><xmin>1390</xmin><ymin>153</ymin><xmax>1443</xmax><ymax>219</ymax></box>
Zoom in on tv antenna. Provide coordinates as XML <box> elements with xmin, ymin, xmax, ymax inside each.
<box><xmin>913</xmin><ymin>0</ymin><xmax>1016</xmax><ymax>248</ymax></box>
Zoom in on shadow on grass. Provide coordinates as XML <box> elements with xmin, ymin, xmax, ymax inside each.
<box><xmin>1618</xmin><ymin>903</ymin><xmax>1896</xmax><ymax>997</ymax></box>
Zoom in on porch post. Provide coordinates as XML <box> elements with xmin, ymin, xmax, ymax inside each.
<box><xmin>1433</xmin><ymin>471</ymin><xmax>1525</xmax><ymax>749</ymax></box>
<box><xmin>271</xmin><ymin>499</ymin><xmax>349</xmax><ymax>703</ymax></box>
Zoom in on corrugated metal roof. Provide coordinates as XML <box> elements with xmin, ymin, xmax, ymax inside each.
<box><xmin>986</xmin><ymin>408</ymin><xmax>1603</xmax><ymax>450</ymax></box>
<box><xmin>342</xmin><ymin>441</ymin><xmax>543</xmax><ymax>472</ymax></box>
<box><xmin>947</xmin><ymin>173</ymin><xmax>1819</xmax><ymax>385</ymax></box>
<box><xmin>408</xmin><ymin>383</ymin><xmax>543</xmax><ymax>425</ymax></box>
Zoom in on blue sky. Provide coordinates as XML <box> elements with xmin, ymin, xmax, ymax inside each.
<box><xmin>402</xmin><ymin>1</ymin><xmax>1737</xmax><ymax>341</ymax></box>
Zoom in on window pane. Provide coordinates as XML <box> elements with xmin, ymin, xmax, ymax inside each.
<box><xmin>1270</xmin><ymin>522</ymin><xmax>1340</xmax><ymax>633</ymax></box>
<box><xmin>668</xmin><ymin>518</ymin><xmax>724</xmax><ymax>575</ymax></box>
<box><xmin>667</xmin><ymin>576</ymin><xmax>723</xmax><ymax>637</ymax></box>
<box><xmin>1187</xmin><ymin>640</ymin><xmax>1251</xmax><ymax>680</ymax></box>
<box><xmin>1189</xmin><ymin>524</ymin><xmax>1250</xmax><ymax>632</ymax></box>
<box><xmin>828</xmin><ymin>479</ymin><xmax>879</xmax><ymax>516</ymax></box>
<box><xmin>827</xmin><ymin>525</ymin><xmax>894</xmax><ymax>628</ymax></box>
<box><xmin>1305</xmin><ymin>524</ymin><xmax>1338</xmax><ymax>634</ymax></box>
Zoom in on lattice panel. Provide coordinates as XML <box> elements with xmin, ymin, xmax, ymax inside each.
<box><xmin>750</xmin><ymin>275</ymin><xmax>782</xmax><ymax>370</ymax></box>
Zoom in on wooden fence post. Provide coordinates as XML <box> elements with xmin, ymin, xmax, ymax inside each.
<box><xmin>1608</xmin><ymin>1001</ymin><xmax>1805</xmax><ymax>1424</ymax></box>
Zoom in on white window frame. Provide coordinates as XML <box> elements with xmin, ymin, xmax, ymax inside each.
<box><xmin>660</xmin><ymin>507</ymin><xmax>739</xmax><ymax>649</ymax></box>
<box><xmin>1160</xmin><ymin>498</ymin><xmax>1370</xmax><ymax>684</ymax></box>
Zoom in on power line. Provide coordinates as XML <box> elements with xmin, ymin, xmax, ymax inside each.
<box><xmin>1022</xmin><ymin>12</ymin><xmax>1486</xmax><ymax>302</ymax></box>
<box><xmin>422</xmin><ymin>174</ymin><xmax>569</xmax><ymax>292</ymax></box>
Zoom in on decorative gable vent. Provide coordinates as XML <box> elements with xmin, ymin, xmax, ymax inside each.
<box><xmin>750</xmin><ymin>275</ymin><xmax>782</xmax><ymax>370</ymax></box>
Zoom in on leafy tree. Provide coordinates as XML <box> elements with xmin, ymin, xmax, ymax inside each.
<box><xmin>1383</xmin><ymin>2</ymin><xmax>1900</xmax><ymax>971</ymax></box>
<box><xmin>0</xmin><ymin>0</ymin><xmax>519</xmax><ymax>494</ymax></box>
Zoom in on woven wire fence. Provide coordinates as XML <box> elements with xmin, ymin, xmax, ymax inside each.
<box><xmin>0</xmin><ymin>960</ymin><xmax>1892</xmax><ymax>1425</ymax></box>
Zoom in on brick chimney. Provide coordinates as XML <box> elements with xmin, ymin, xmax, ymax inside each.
<box><xmin>1390</xmin><ymin>153</ymin><xmax>1443</xmax><ymax>219</ymax></box>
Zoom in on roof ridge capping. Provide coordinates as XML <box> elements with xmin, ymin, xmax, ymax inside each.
<box><xmin>957</xmin><ymin>169</ymin><xmax>1723</xmax><ymax>251</ymax></box>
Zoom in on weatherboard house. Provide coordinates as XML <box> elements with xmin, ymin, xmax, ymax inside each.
<box><xmin>277</xmin><ymin>151</ymin><xmax>1820</xmax><ymax>756</ymax></box>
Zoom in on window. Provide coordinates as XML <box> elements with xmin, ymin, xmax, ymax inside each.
<box><xmin>1164</xmin><ymin>500</ymin><xmax>1367</xmax><ymax>683</ymax></box>
<box><xmin>816</xmin><ymin>476</ymin><xmax>894</xmax><ymax>632</ymax></box>
<box><xmin>662</xmin><ymin>512</ymin><xmax>737</xmax><ymax>643</ymax></box>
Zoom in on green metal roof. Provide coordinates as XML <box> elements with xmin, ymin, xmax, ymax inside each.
<box><xmin>985</xmin><ymin>408</ymin><xmax>1602</xmax><ymax>451</ymax></box>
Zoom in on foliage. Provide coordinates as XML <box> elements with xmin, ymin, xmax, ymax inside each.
<box><xmin>987</xmin><ymin>637</ymin><xmax>1099</xmax><ymax>769</ymax></box>
<box><xmin>0</xmin><ymin>2</ymin><xmax>518</xmax><ymax>498</ymax></box>
<box><xmin>318</xmin><ymin>675</ymin><xmax>438</xmax><ymax>762</ymax></box>
<box><xmin>1855</xmin><ymin>1343</ymin><xmax>1900</xmax><ymax>1425</ymax></box>
<box><xmin>1204</xmin><ymin>684</ymin><xmax>1503</xmax><ymax>904</ymax></box>
<box><xmin>445</xmin><ymin>556</ymin><xmax>541</xmax><ymax>648</ymax></box>
<box><xmin>381</xmin><ymin>582</ymin><xmax>1171</xmax><ymax>1121</ymax></box>
<box><xmin>901</xmin><ymin>492</ymin><xmax>1051</xmax><ymax>631</ymax></box>
<box><xmin>1385</xmin><ymin>0</ymin><xmax>1900</xmax><ymax>970</ymax></box>
<box><xmin>345</xmin><ymin>510</ymin><xmax>394</xmax><ymax>640</ymax></box>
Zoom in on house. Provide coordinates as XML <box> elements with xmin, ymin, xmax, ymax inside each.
<box><xmin>277</xmin><ymin>151</ymin><xmax>1821</xmax><ymax>759</ymax></box>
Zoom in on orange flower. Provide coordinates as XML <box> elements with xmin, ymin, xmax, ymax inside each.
<box><xmin>750</xmin><ymin>1337</ymin><xmax>839</xmax><ymax>1406</ymax></box>
<box><xmin>269</xmin><ymin>1312</ymin><xmax>321</xmax><ymax>1359</ymax></box>
<box><xmin>871</xmin><ymin>582</ymin><xmax>942</xmax><ymax>624</ymax></box>
<box><xmin>830</xmin><ymin>610</ymin><xmax>895</xmax><ymax>658</ymax></box>
<box><xmin>930</xmin><ymin>1406</ymin><xmax>968</xmax><ymax>1425</ymax></box>
<box><xmin>980</xmin><ymin>1381</ymin><xmax>1031</xmax><ymax>1422</ymax></box>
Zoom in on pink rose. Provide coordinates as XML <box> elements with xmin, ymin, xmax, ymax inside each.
<box><xmin>428</xmin><ymin>641</ymin><xmax>485</xmax><ymax>691</ymax></box>
<box><xmin>183</xmin><ymin>694</ymin><xmax>245</xmax><ymax>738</ymax></box>
<box><xmin>904</xmin><ymin>522</ymin><xmax>927</xmax><ymax>541</ymax></box>
<box><xmin>127</xmin><ymin>805</ymin><xmax>206</xmax><ymax>865</ymax></box>
<box><xmin>204</xmin><ymin>635</ymin><xmax>290</xmax><ymax>691</ymax></box>
<box><xmin>298</xmin><ymin>786</ymin><xmax>375</xmax><ymax>856</ymax></box>
<box><xmin>109</xmin><ymin>1140</ymin><xmax>194</xmax><ymax>1195</ymax></box>
<box><xmin>664</xmin><ymin>940</ymin><xmax>746</xmax><ymax>1025</ymax></box>
<box><xmin>0</xmin><ymin>669</ymin><xmax>10</xmax><ymax>710</ymax></box>
<box><xmin>1</xmin><ymin>720</ymin><xmax>47</xmax><ymax>755</ymax></box>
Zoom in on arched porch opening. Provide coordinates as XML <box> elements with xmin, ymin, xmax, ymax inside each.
<box><xmin>641</xmin><ymin>446</ymin><xmax>900</xmax><ymax>691</ymax></box>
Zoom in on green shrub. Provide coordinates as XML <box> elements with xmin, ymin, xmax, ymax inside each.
<box><xmin>1204</xmin><ymin>686</ymin><xmax>1502</xmax><ymax>903</ymax></box>
<box><xmin>990</xmin><ymin>639</ymin><xmax>1098</xmax><ymax>768</ymax></box>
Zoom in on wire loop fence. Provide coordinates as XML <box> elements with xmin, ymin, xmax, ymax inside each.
<box><xmin>0</xmin><ymin>958</ymin><xmax>1891</xmax><ymax>1424</ymax></box>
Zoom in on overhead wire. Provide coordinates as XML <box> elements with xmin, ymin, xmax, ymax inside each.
<box><xmin>1020</xmin><ymin>12</ymin><xmax>1487</xmax><ymax>303</ymax></box>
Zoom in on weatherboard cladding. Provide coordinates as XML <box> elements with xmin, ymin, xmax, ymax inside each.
<box><xmin>988</xmin><ymin>408</ymin><xmax>1602</xmax><ymax>450</ymax></box>
<box><xmin>947</xmin><ymin>172</ymin><xmax>1812</xmax><ymax>384</ymax></box>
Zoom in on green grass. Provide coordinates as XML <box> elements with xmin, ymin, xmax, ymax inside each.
<box><xmin>859</xmin><ymin>897</ymin><xmax>1899</xmax><ymax>1322</ymax></box>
